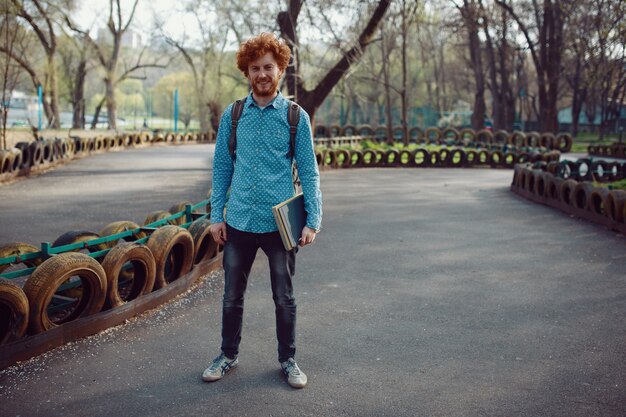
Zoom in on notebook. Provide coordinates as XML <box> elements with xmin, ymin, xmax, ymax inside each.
<box><xmin>272</xmin><ymin>193</ymin><xmax>306</xmax><ymax>251</ymax></box>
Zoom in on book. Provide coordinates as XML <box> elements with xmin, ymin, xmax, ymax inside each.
<box><xmin>272</xmin><ymin>193</ymin><xmax>306</xmax><ymax>251</ymax></box>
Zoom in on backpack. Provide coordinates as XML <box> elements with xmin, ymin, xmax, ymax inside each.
<box><xmin>228</xmin><ymin>97</ymin><xmax>302</xmax><ymax>192</ymax></box>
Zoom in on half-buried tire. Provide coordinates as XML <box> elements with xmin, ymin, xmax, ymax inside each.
<box><xmin>146</xmin><ymin>225</ymin><xmax>194</xmax><ymax>289</ymax></box>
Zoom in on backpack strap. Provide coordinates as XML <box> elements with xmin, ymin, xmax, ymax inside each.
<box><xmin>287</xmin><ymin>101</ymin><xmax>302</xmax><ymax>193</ymax></box>
<box><xmin>228</xmin><ymin>98</ymin><xmax>246</xmax><ymax>160</ymax></box>
<box><xmin>287</xmin><ymin>101</ymin><xmax>300</xmax><ymax>160</ymax></box>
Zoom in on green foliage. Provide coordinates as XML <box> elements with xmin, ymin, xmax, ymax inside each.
<box><xmin>152</xmin><ymin>72</ymin><xmax>197</xmax><ymax>120</ymax></box>
<box><xmin>118</xmin><ymin>79</ymin><xmax>143</xmax><ymax>95</ymax></box>
<box><xmin>596</xmin><ymin>179</ymin><xmax>626</xmax><ymax>191</ymax></box>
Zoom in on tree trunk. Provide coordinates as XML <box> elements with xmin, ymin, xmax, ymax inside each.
<box><xmin>462</xmin><ymin>0</ymin><xmax>486</xmax><ymax>130</ymax></box>
<box><xmin>105</xmin><ymin>71</ymin><xmax>117</xmax><ymax>130</ymax></box>
<box><xmin>279</xmin><ymin>0</ymin><xmax>392</xmax><ymax>126</ymax></box>
<box><xmin>72</xmin><ymin>59</ymin><xmax>87</xmax><ymax>129</ymax></box>
<box><xmin>91</xmin><ymin>96</ymin><xmax>106</xmax><ymax>129</ymax></box>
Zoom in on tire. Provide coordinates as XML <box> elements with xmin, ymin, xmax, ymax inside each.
<box><xmin>559</xmin><ymin>179</ymin><xmax>578</xmax><ymax>206</ymax></box>
<box><xmin>349</xmin><ymin>150</ymin><xmax>363</xmax><ymax>167</ymax></box>
<box><xmin>357</xmin><ymin>125</ymin><xmax>374</xmax><ymax>138</ymax></box>
<box><xmin>23</xmin><ymin>252</ymin><xmax>107</xmax><ymax>334</ymax></box>
<box><xmin>362</xmin><ymin>149</ymin><xmax>377</xmax><ymax>167</ymax></box>
<box><xmin>424</xmin><ymin>127</ymin><xmax>441</xmax><ymax>143</ymax></box>
<box><xmin>0</xmin><ymin>279</ymin><xmax>29</xmax><ymax>344</ymax></box>
<box><xmin>606</xmin><ymin>190</ymin><xmax>626</xmax><ymax>223</ymax></box>
<box><xmin>493</xmin><ymin>130</ymin><xmax>509</xmax><ymax>145</ymax></box>
<box><xmin>459</xmin><ymin>128</ymin><xmax>475</xmax><ymax>144</ymax></box>
<box><xmin>476</xmin><ymin>129</ymin><xmax>494</xmax><ymax>144</ymax></box>
<box><xmin>574</xmin><ymin>158</ymin><xmax>593</xmax><ymax>182</ymax></box>
<box><xmin>146</xmin><ymin>225</ymin><xmax>194</xmax><ymax>289</ymax></box>
<box><xmin>477</xmin><ymin>150</ymin><xmax>490</xmax><ymax>165</ymax></box>
<box><xmin>144</xmin><ymin>210</ymin><xmax>172</xmax><ymax>226</ymax></box>
<box><xmin>441</xmin><ymin>127</ymin><xmax>459</xmax><ymax>143</ymax></box>
<box><xmin>187</xmin><ymin>218</ymin><xmax>219</xmax><ymax>265</ymax></box>
<box><xmin>0</xmin><ymin>150</ymin><xmax>14</xmax><ymax>174</ymax></box>
<box><xmin>429</xmin><ymin>150</ymin><xmax>441</xmax><ymax>167</ymax></box>
<box><xmin>29</xmin><ymin>141</ymin><xmax>44</xmax><ymax>167</ymax></box>
<box><xmin>546</xmin><ymin>176</ymin><xmax>564</xmax><ymax>200</ymax></box>
<box><xmin>101</xmin><ymin>242</ymin><xmax>156</xmax><ymax>308</ymax></box>
<box><xmin>99</xmin><ymin>220</ymin><xmax>145</xmax><ymax>249</ymax></box>
<box><xmin>503</xmin><ymin>153</ymin><xmax>517</xmax><ymax>168</ymax></box>
<box><xmin>540</xmin><ymin>132</ymin><xmax>556</xmax><ymax>149</ymax></box>
<box><xmin>398</xmin><ymin>149</ymin><xmax>413</xmax><ymax>167</ymax></box>
<box><xmin>384</xmin><ymin>149</ymin><xmax>400</xmax><ymax>166</ymax></box>
<box><xmin>450</xmin><ymin>149</ymin><xmax>466</xmax><ymax>167</ymax></box>
<box><xmin>336</xmin><ymin>149</ymin><xmax>351</xmax><ymax>168</ymax></box>
<box><xmin>490</xmin><ymin>151</ymin><xmax>503</xmax><ymax>168</ymax></box>
<box><xmin>412</xmin><ymin>149</ymin><xmax>430</xmax><ymax>167</ymax></box>
<box><xmin>408</xmin><ymin>127</ymin><xmax>423</xmax><ymax>142</ymax></box>
<box><xmin>525</xmin><ymin>131</ymin><xmax>541</xmax><ymax>148</ymax></box>
<box><xmin>439</xmin><ymin>149</ymin><xmax>451</xmax><ymax>166</ymax></box>
<box><xmin>341</xmin><ymin>124</ymin><xmax>357</xmax><ymax>136</ymax></box>
<box><xmin>589</xmin><ymin>187</ymin><xmax>610</xmax><ymax>216</ymax></box>
<box><xmin>573</xmin><ymin>182</ymin><xmax>594</xmax><ymax>210</ymax></box>
<box><xmin>0</xmin><ymin>242</ymin><xmax>42</xmax><ymax>274</ymax></box>
<box><xmin>556</xmin><ymin>133</ymin><xmax>573</xmax><ymax>152</ymax></box>
<box><xmin>51</xmin><ymin>230</ymin><xmax>105</xmax><ymax>253</ymax></box>
<box><xmin>510</xmin><ymin>131</ymin><xmax>526</xmax><ymax>147</ymax></box>
<box><xmin>534</xmin><ymin>171</ymin><xmax>548</xmax><ymax>197</ymax></box>
<box><xmin>324</xmin><ymin>150</ymin><xmax>337</xmax><ymax>168</ymax></box>
<box><xmin>465</xmin><ymin>150</ymin><xmax>477</xmax><ymax>166</ymax></box>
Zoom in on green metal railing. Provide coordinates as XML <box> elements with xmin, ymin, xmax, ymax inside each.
<box><xmin>0</xmin><ymin>199</ymin><xmax>210</xmax><ymax>280</ymax></box>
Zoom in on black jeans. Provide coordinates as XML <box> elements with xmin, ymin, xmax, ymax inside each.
<box><xmin>221</xmin><ymin>224</ymin><xmax>298</xmax><ymax>363</ymax></box>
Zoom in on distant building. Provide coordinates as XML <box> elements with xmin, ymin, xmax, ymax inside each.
<box><xmin>97</xmin><ymin>28</ymin><xmax>142</xmax><ymax>48</ymax></box>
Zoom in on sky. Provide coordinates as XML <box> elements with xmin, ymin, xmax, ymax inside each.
<box><xmin>74</xmin><ymin>0</ymin><xmax>197</xmax><ymax>43</ymax></box>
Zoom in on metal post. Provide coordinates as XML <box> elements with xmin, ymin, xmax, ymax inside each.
<box><xmin>37</xmin><ymin>85</ymin><xmax>43</xmax><ymax>131</ymax></box>
<box><xmin>174</xmin><ymin>89</ymin><xmax>179</xmax><ymax>133</ymax></box>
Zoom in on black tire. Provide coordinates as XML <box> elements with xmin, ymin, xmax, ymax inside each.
<box><xmin>99</xmin><ymin>220</ymin><xmax>145</xmax><ymax>249</ymax></box>
<box><xmin>146</xmin><ymin>225</ymin><xmax>194</xmax><ymax>289</ymax></box>
<box><xmin>0</xmin><ymin>279</ymin><xmax>29</xmax><ymax>344</ymax></box>
<box><xmin>51</xmin><ymin>230</ymin><xmax>105</xmax><ymax>253</ymax></box>
<box><xmin>450</xmin><ymin>149</ymin><xmax>466</xmax><ymax>167</ymax></box>
<box><xmin>0</xmin><ymin>242</ymin><xmax>42</xmax><ymax>274</ymax></box>
<box><xmin>144</xmin><ymin>210</ymin><xmax>172</xmax><ymax>226</ymax></box>
<box><xmin>412</xmin><ymin>149</ymin><xmax>430</xmax><ymax>167</ymax></box>
<box><xmin>606</xmin><ymin>190</ymin><xmax>626</xmax><ymax>222</ymax></box>
<box><xmin>187</xmin><ymin>218</ymin><xmax>219</xmax><ymax>265</ymax></box>
<box><xmin>23</xmin><ymin>252</ymin><xmax>107</xmax><ymax>334</ymax></box>
<box><xmin>101</xmin><ymin>242</ymin><xmax>156</xmax><ymax>307</ymax></box>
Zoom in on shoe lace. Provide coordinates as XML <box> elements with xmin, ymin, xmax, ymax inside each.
<box><xmin>209</xmin><ymin>354</ymin><xmax>226</xmax><ymax>371</ymax></box>
<box><xmin>284</xmin><ymin>360</ymin><xmax>301</xmax><ymax>376</ymax></box>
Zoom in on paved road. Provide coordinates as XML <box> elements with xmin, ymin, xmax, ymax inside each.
<box><xmin>1</xmin><ymin>145</ymin><xmax>625</xmax><ymax>416</ymax></box>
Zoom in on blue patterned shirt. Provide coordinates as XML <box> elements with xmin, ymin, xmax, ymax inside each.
<box><xmin>210</xmin><ymin>92</ymin><xmax>322</xmax><ymax>233</ymax></box>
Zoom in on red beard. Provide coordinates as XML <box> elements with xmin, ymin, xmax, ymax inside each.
<box><xmin>250</xmin><ymin>75</ymin><xmax>280</xmax><ymax>97</ymax></box>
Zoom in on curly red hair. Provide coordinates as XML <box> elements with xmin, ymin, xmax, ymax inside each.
<box><xmin>236</xmin><ymin>33</ymin><xmax>291</xmax><ymax>76</ymax></box>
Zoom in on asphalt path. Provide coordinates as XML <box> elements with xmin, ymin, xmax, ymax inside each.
<box><xmin>1</xmin><ymin>144</ymin><xmax>625</xmax><ymax>416</ymax></box>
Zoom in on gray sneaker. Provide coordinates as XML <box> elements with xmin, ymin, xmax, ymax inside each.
<box><xmin>281</xmin><ymin>358</ymin><xmax>307</xmax><ymax>388</ymax></box>
<box><xmin>202</xmin><ymin>353</ymin><xmax>238</xmax><ymax>382</ymax></box>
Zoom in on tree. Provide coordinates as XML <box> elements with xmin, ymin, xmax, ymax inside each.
<box><xmin>1</xmin><ymin>0</ymin><xmax>27</xmax><ymax>148</ymax></box>
<box><xmin>159</xmin><ymin>1</ymin><xmax>236</xmax><ymax>135</ymax></box>
<box><xmin>455</xmin><ymin>0</ymin><xmax>486</xmax><ymax>130</ymax></box>
<box><xmin>57</xmin><ymin>32</ymin><xmax>91</xmax><ymax>128</ymax></box>
<box><xmin>278</xmin><ymin>0</ymin><xmax>392</xmax><ymax>125</ymax></box>
<box><xmin>152</xmin><ymin>72</ymin><xmax>196</xmax><ymax>129</ymax></box>
<box><xmin>6</xmin><ymin>0</ymin><xmax>70</xmax><ymax>128</ymax></box>
<box><xmin>495</xmin><ymin>0</ymin><xmax>567</xmax><ymax>133</ymax></box>
<box><xmin>66</xmin><ymin>0</ymin><xmax>168</xmax><ymax>130</ymax></box>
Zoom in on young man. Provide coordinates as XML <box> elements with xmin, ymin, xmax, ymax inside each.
<box><xmin>203</xmin><ymin>33</ymin><xmax>322</xmax><ymax>389</ymax></box>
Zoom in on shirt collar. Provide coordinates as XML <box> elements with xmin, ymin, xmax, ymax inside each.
<box><xmin>245</xmin><ymin>91</ymin><xmax>286</xmax><ymax>109</ymax></box>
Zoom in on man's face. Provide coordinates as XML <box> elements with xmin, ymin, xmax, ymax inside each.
<box><xmin>247</xmin><ymin>52</ymin><xmax>283</xmax><ymax>98</ymax></box>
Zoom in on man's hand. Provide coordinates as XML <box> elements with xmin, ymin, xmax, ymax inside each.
<box><xmin>209</xmin><ymin>222</ymin><xmax>228</xmax><ymax>245</ymax></box>
<box><xmin>299</xmin><ymin>226</ymin><xmax>317</xmax><ymax>247</ymax></box>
